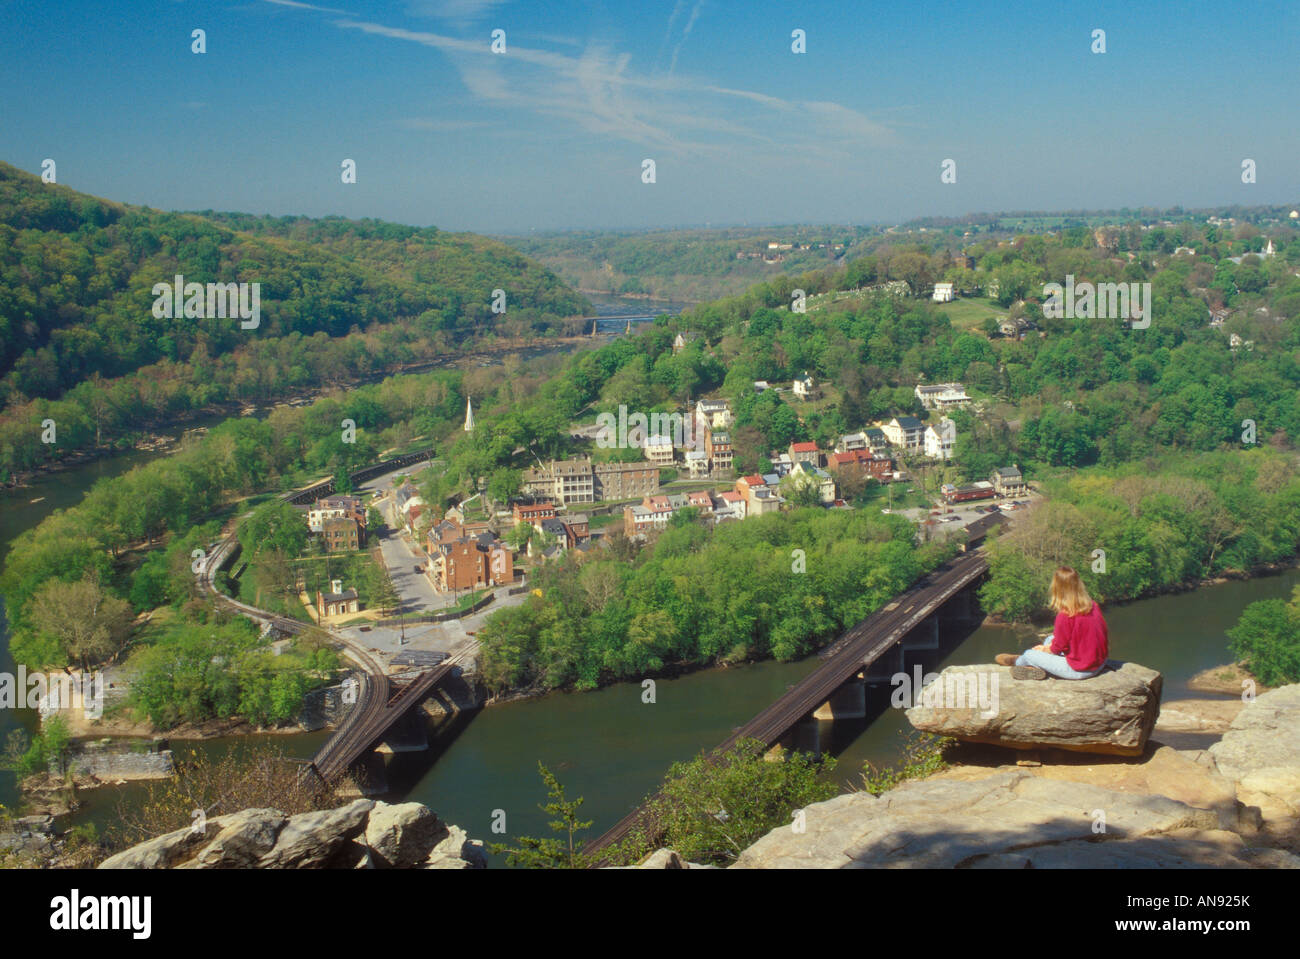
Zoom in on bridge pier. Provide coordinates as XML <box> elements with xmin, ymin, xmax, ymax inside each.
<box><xmin>902</xmin><ymin>615</ymin><xmax>940</xmax><ymax>652</ymax></box>
<box><xmin>376</xmin><ymin>710</ymin><xmax>429</xmax><ymax>754</ymax></box>
<box><xmin>767</xmin><ymin>714</ymin><xmax>821</xmax><ymax>760</ymax></box>
<box><xmin>864</xmin><ymin>646</ymin><xmax>904</xmax><ymax>684</ymax></box>
<box><xmin>336</xmin><ymin>752</ymin><xmax>388</xmax><ymax>797</ymax></box>
<box><xmin>813</xmin><ymin>671</ymin><xmax>866</xmax><ymax>720</ymax></box>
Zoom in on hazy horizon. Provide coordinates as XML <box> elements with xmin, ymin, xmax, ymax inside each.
<box><xmin>4</xmin><ymin>0</ymin><xmax>1298</xmax><ymax>232</ymax></box>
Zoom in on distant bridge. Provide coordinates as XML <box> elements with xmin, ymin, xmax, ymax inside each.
<box><xmin>583</xmin><ymin>512</ymin><xmax>1006</xmax><ymax>862</ymax></box>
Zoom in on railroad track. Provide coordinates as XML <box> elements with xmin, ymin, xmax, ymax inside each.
<box><xmin>195</xmin><ymin>451</ymin><xmax>438</xmax><ymax>785</ymax></box>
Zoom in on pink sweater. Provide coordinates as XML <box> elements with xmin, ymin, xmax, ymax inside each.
<box><xmin>1050</xmin><ymin>602</ymin><xmax>1109</xmax><ymax>672</ymax></box>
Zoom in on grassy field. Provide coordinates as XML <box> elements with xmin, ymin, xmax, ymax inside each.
<box><xmin>934</xmin><ymin>296</ymin><xmax>1004</xmax><ymax>331</ymax></box>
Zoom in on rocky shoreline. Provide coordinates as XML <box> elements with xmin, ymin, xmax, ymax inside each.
<box><xmin>97</xmin><ymin>800</ymin><xmax>487</xmax><ymax>870</ymax></box>
<box><xmin>711</xmin><ymin>683</ymin><xmax>1299</xmax><ymax>869</ymax></box>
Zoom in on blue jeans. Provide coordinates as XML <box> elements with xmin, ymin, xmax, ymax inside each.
<box><xmin>1015</xmin><ymin>636</ymin><xmax>1103</xmax><ymax>679</ymax></box>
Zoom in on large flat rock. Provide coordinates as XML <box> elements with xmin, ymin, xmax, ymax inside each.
<box><xmin>731</xmin><ymin>769</ymin><xmax>1222</xmax><ymax>869</ymax></box>
<box><xmin>905</xmin><ymin>661</ymin><xmax>1162</xmax><ymax>756</ymax></box>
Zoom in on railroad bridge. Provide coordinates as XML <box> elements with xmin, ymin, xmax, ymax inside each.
<box><xmin>198</xmin><ymin>449</ymin><xmax>459</xmax><ymax>790</ymax></box>
<box><xmin>584</xmin><ymin>512</ymin><xmax>1006</xmax><ymax>862</ymax></box>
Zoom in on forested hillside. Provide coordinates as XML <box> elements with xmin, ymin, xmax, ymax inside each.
<box><xmin>0</xmin><ymin>161</ymin><xmax>586</xmax><ymax>476</ymax></box>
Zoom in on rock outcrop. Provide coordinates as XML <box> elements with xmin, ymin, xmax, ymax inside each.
<box><xmin>905</xmin><ymin>661</ymin><xmax>1162</xmax><ymax>756</ymax></box>
<box><xmin>732</xmin><ymin>686</ymin><xmax>1300</xmax><ymax>869</ymax></box>
<box><xmin>730</xmin><ymin>770</ymin><xmax>1286</xmax><ymax>869</ymax></box>
<box><xmin>1209</xmin><ymin>685</ymin><xmax>1300</xmax><ymax>823</ymax></box>
<box><xmin>98</xmin><ymin>799</ymin><xmax>486</xmax><ymax>869</ymax></box>
<box><xmin>603</xmin><ymin>848</ymin><xmax>717</xmax><ymax>869</ymax></box>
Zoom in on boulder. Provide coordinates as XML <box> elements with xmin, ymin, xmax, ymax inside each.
<box><xmin>601</xmin><ymin>847</ymin><xmax>716</xmax><ymax>869</ymax></box>
<box><xmin>1208</xmin><ymin>684</ymin><xmax>1300</xmax><ymax>822</ymax></box>
<box><xmin>968</xmin><ymin>828</ymin><xmax>1297</xmax><ymax>869</ymax></box>
<box><xmin>258</xmin><ymin>799</ymin><xmax>374</xmax><ymax>868</ymax></box>
<box><xmin>97</xmin><ymin>797</ymin><xmax>488</xmax><ymax>869</ymax></box>
<box><xmin>98</xmin><ymin>819</ymin><xmax>221</xmax><ymax>869</ymax></box>
<box><xmin>731</xmin><ymin>769</ymin><xmax>1222</xmax><ymax>869</ymax></box>
<box><xmin>638</xmin><ymin>848</ymin><xmax>685</xmax><ymax>869</ymax></box>
<box><xmin>365</xmin><ymin>802</ymin><xmax>448</xmax><ymax>867</ymax></box>
<box><xmin>424</xmin><ymin>825</ymin><xmax>487</xmax><ymax>869</ymax></box>
<box><xmin>905</xmin><ymin>661</ymin><xmax>1162</xmax><ymax>756</ymax></box>
<box><xmin>194</xmin><ymin>808</ymin><xmax>285</xmax><ymax>868</ymax></box>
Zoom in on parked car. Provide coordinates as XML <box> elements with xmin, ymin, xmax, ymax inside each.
<box><xmin>413</xmin><ymin>565</ymin><xmax>422</xmax><ymax>573</ymax></box>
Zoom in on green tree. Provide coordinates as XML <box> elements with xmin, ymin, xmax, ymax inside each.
<box><xmin>239</xmin><ymin>499</ymin><xmax>309</xmax><ymax>558</ymax></box>
<box><xmin>28</xmin><ymin>575</ymin><xmax>134</xmax><ymax>670</ymax></box>
<box><xmin>1227</xmin><ymin>590</ymin><xmax>1300</xmax><ymax>685</ymax></box>
<box><xmin>488</xmin><ymin>763</ymin><xmax>592</xmax><ymax>868</ymax></box>
<box><xmin>609</xmin><ymin>739</ymin><xmax>839</xmax><ymax>866</ymax></box>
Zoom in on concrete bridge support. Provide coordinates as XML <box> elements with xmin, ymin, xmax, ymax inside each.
<box><xmin>813</xmin><ymin>671</ymin><xmax>867</xmax><ymax>720</ymax></box>
<box><xmin>864</xmin><ymin>645</ymin><xmax>905</xmax><ymax>684</ymax></box>
<box><xmin>377</xmin><ymin>710</ymin><xmax>429</xmax><ymax>754</ymax></box>
<box><xmin>902</xmin><ymin>615</ymin><xmax>940</xmax><ymax>652</ymax></box>
<box><xmin>336</xmin><ymin>752</ymin><xmax>388</xmax><ymax>797</ymax></box>
<box><xmin>767</xmin><ymin>714</ymin><xmax>821</xmax><ymax>760</ymax></box>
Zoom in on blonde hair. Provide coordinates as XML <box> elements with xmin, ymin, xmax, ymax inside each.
<box><xmin>1049</xmin><ymin>566</ymin><xmax>1094</xmax><ymax>617</ymax></box>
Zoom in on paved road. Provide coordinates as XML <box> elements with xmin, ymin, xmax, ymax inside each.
<box><xmin>334</xmin><ymin>577</ymin><xmax>532</xmax><ymax>667</ymax></box>
<box><xmin>357</xmin><ymin>458</ymin><xmax>436</xmax><ymax>497</ymax></box>
<box><xmin>373</xmin><ymin>525</ymin><xmax>452</xmax><ymax>612</ymax></box>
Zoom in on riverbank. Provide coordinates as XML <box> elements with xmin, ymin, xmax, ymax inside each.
<box><xmin>1</xmin><ymin>329</ymin><xmax>624</xmax><ymax>487</ymax></box>
<box><xmin>1</xmin><ymin>432</ymin><xmax>182</xmax><ymax>489</ymax></box>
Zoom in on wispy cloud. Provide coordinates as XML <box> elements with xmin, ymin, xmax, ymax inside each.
<box><xmin>403</xmin><ymin>0</ymin><xmax>510</xmax><ymax>24</ymax></box>
<box><xmin>266</xmin><ymin>5</ymin><xmax>899</xmax><ymax>162</ymax></box>
<box><xmin>667</xmin><ymin>1</ymin><xmax>703</xmax><ymax>75</ymax></box>
<box><xmin>260</xmin><ymin>0</ymin><xmax>352</xmax><ymax>14</ymax></box>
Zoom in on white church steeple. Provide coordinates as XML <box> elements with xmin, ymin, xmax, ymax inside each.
<box><xmin>464</xmin><ymin>396</ymin><xmax>475</xmax><ymax>432</ymax></box>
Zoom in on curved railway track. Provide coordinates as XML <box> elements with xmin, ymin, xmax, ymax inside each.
<box><xmin>196</xmin><ymin>451</ymin><xmax>434</xmax><ymax>784</ymax></box>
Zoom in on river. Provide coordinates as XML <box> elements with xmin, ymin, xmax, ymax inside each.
<box><xmin>1</xmin><ymin>300</ymin><xmax>1292</xmax><ymax>860</ymax></box>
<box><xmin>388</xmin><ymin>567</ymin><xmax>1300</xmax><ymax>857</ymax></box>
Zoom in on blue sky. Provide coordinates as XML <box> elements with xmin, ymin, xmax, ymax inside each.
<box><xmin>3</xmin><ymin>1</ymin><xmax>1298</xmax><ymax>232</ymax></box>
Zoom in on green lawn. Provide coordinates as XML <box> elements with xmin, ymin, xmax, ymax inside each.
<box><xmin>934</xmin><ymin>296</ymin><xmax>1004</xmax><ymax>331</ymax></box>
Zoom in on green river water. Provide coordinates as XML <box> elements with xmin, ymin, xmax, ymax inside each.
<box><xmin>1</xmin><ymin>388</ymin><xmax>1293</xmax><ymax>861</ymax></box>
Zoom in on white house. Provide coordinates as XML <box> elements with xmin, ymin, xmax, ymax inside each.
<box><xmin>792</xmin><ymin>372</ymin><xmax>817</xmax><ymax>400</ymax></box>
<box><xmin>695</xmin><ymin>399</ymin><xmax>732</xmax><ymax>432</ymax></box>
<box><xmin>932</xmin><ymin>282</ymin><xmax>955</xmax><ymax>303</ymax></box>
<box><xmin>881</xmin><ymin>416</ymin><xmax>925</xmax><ymax>452</ymax></box>
<box><xmin>924</xmin><ymin>421</ymin><xmax>955</xmax><ymax>461</ymax></box>
<box><xmin>684</xmin><ymin>449</ymin><xmax>710</xmax><ymax>478</ymax></box>
<box><xmin>792</xmin><ymin>461</ymin><xmax>836</xmax><ymax>504</ymax></box>
<box><xmin>714</xmin><ymin>490</ymin><xmax>746</xmax><ymax>522</ymax></box>
<box><xmin>642</xmin><ymin>434</ymin><xmax>675</xmax><ymax>467</ymax></box>
<box><xmin>914</xmin><ymin>382</ymin><xmax>971</xmax><ymax>410</ymax></box>
<box><xmin>836</xmin><ymin>432</ymin><xmax>867</xmax><ymax>453</ymax></box>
